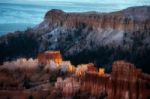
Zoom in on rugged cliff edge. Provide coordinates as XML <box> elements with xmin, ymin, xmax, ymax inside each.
<box><xmin>0</xmin><ymin>6</ymin><xmax>150</xmax><ymax>73</ymax></box>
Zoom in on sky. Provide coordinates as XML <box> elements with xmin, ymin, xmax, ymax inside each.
<box><xmin>1</xmin><ymin>0</ymin><xmax>150</xmax><ymax>5</ymax></box>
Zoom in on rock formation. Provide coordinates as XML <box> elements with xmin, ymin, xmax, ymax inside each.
<box><xmin>38</xmin><ymin>51</ymin><xmax>62</xmax><ymax>65</ymax></box>
<box><xmin>0</xmin><ymin>6</ymin><xmax>150</xmax><ymax>73</ymax></box>
<box><xmin>55</xmin><ymin>77</ymin><xmax>80</xmax><ymax>98</ymax></box>
<box><xmin>37</xmin><ymin>6</ymin><xmax>150</xmax><ymax>53</ymax></box>
<box><xmin>80</xmin><ymin>60</ymin><xmax>150</xmax><ymax>99</ymax></box>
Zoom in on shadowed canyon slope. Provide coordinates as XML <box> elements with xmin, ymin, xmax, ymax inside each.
<box><xmin>0</xmin><ymin>6</ymin><xmax>150</xmax><ymax>73</ymax></box>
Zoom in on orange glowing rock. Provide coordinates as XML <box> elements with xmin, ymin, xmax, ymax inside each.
<box><xmin>99</xmin><ymin>68</ymin><xmax>105</xmax><ymax>76</ymax></box>
<box><xmin>55</xmin><ymin>58</ymin><xmax>62</xmax><ymax>65</ymax></box>
<box><xmin>38</xmin><ymin>51</ymin><xmax>62</xmax><ymax>65</ymax></box>
<box><xmin>68</xmin><ymin>65</ymin><xmax>76</xmax><ymax>73</ymax></box>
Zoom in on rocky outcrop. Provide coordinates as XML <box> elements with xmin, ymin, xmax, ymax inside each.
<box><xmin>0</xmin><ymin>6</ymin><xmax>150</xmax><ymax>73</ymax></box>
<box><xmin>38</xmin><ymin>51</ymin><xmax>62</xmax><ymax>65</ymax></box>
<box><xmin>55</xmin><ymin>77</ymin><xmax>80</xmax><ymax>98</ymax></box>
<box><xmin>80</xmin><ymin>60</ymin><xmax>150</xmax><ymax>99</ymax></box>
<box><xmin>44</xmin><ymin>7</ymin><xmax>150</xmax><ymax>31</ymax></box>
<box><xmin>37</xmin><ymin>6</ymin><xmax>150</xmax><ymax>53</ymax></box>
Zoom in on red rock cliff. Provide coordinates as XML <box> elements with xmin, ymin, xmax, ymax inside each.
<box><xmin>80</xmin><ymin>60</ymin><xmax>150</xmax><ymax>99</ymax></box>
<box><xmin>44</xmin><ymin>6</ymin><xmax>150</xmax><ymax>31</ymax></box>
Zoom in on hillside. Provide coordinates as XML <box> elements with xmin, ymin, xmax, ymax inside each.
<box><xmin>0</xmin><ymin>6</ymin><xmax>150</xmax><ymax>73</ymax></box>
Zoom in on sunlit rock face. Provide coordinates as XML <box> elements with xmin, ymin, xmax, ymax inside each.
<box><xmin>80</xmin><ymin>60</ymin><xmax>150</xmax><ymax>99</ymax></box>
<box><xmin>75</xmin><ymin>63</ymin><xmax>97</xmax><ymax>77</ymax></box>
<box><xmin>37</xmin><ymin>51</ymin><xmax>62</xmax><ymax>65</ymax></box>
<box><xmin>99</xmin><ymin>68</ymin><xmax>105</xmax><ymax>76</ymax></box>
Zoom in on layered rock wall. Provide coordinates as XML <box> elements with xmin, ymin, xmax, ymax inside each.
<box><xmin>44</xmin><ymin>7</ymin><xmax>150</xmax><ymax>32</ymax></box>
<box><xmin>80</xmin><ymin>61</ymin><xmax>150</xmax><ymax>99</ymax></box>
